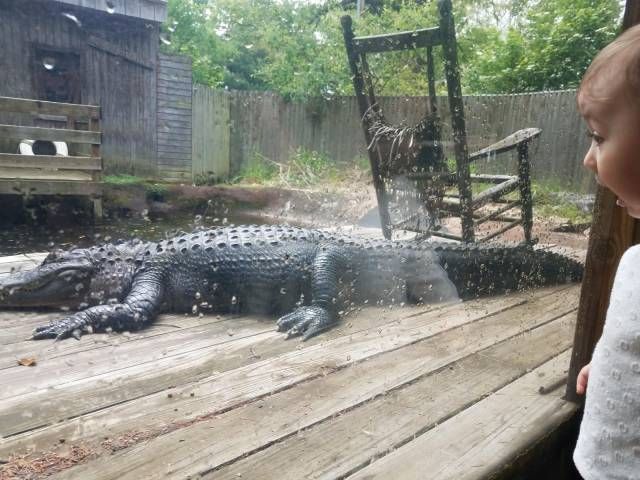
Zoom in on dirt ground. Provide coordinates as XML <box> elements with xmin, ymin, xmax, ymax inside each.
<box><xmin>235</xmin><ymin>182</ymin><xmax>590</xmax><ymax>252</ymax></box>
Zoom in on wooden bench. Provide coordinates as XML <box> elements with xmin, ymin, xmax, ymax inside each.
<box><xmin>0</xmin><ymin>96</ymin><xmax>103</xmax><ymax>219</ymax></box>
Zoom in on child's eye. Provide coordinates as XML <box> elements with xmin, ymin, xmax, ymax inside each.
<box><xmin>586</xmin><ymin>130</ymin><xmax>604</xmax><ymax>145</ymax></box>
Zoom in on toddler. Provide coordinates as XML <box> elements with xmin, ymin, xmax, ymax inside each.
<box><xmin>573</xmin><ymin>23</ymin><xmax>640</xmax><ymax>480</ymax></box>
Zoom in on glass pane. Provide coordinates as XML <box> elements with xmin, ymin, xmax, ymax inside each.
<box><xmin>0</xmin><ymin>0</ymin><xmax>622</xmax><ymax>478</ymax></box>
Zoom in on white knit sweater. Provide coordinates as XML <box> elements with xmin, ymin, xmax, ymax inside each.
<box><xmin>574</xmin><ymin>244</ymin><xmax>640</xmax><ymax>480</ymax></box>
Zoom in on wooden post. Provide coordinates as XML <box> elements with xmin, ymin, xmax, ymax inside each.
<box><xmin>89</xmin><ymin>111</ymin><xmax>103</xmax><ymax>222</ymax></box>
<box><xmin>517</xmin><ymin>142</ymin><xmax>533</xmax><ymax>244</ymax></box>
<box><xmin>438</xmin><ymin>0</ymin><xmax>474</xmax><ymax>243</ymax></box>
<box><xmin>341</xmin><ymin>15</ymin><xmax>393</xmax><ymax>239</ymax></box>
<box><xmin>565</xmin><ymin>0</ymin><xmax>640</xmax><ymax>402</ymax></box>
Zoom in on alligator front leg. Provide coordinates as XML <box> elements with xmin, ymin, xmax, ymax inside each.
<box><xmin>31</xmin><ymin>273</ymin><xmax>165</xmax><ymax>340</ymax></box>
<box><xmin>276</xmin><ymin>244</ymin><xmax>348</xmax><ymax>340</ymax></box>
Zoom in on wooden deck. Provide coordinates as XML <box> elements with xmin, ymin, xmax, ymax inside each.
<box><xmin>0</xmin><ymin>253</ymin><xmax>579</xmax><ymax>479</ymax></box>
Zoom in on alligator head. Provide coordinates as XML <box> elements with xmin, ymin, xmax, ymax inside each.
<box><xmin>0</xmin><ymin>249</ymin><xmax>97</xmax><ymax>309</ymax></box>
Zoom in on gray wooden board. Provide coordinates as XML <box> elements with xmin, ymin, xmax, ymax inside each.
<box><xmin>0</xmin><ymin>284</ymin><xmax>580</xmax><ymax>479</ymax></box>
<box><xmin>0</xmin><ymin>297</ymin><xmax>478</xmax><ymax>444</ymax></box>
<box><xmin>0</xmin><ymin>154</ymin><xmax>101</xmax><ymax>171</ymax></box>
<box><xmin>0</xmin><ymin>253</ymin><xmax>47</xmax><ymax>277</ymax></box>
<box><xmin>0</xmin><ymin>296</ymin><xmax>463</xmax><ymax>444</ymax></box>
<box><xmin>45</xmin><ymin>286</ymin><xmax>578</xmax><ymax>479</ymax></box>
<box><xmin>212</xmin><ymin>316</ymin><xmax>576</xmax><ymax>480</ymax></box>
<box><xmin>0</xmin><ymin>96</ymin><xmax>99</xmax><ymax>118</ymax></box>
<box><xmin>347</xmin><ymin>350</ymin><xmax>576</xmax><ymax>480</ymax></box>
<box><xmin>0</xmin><ymin>125</ymin><xmax>101</xmax><ymax>144</ymax></box>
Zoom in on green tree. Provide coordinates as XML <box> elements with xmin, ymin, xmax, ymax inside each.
<box><xmin>465</xmin><ymin>0</ymin><xmax>620</xmax><ymax>92</ymax></box>
<box><xmin>164</xmin><ymin>0</ymin><xmax>621</xmax><ymax>97</ymax></box>
<box><xmin>164</xmin><ymin>0</ymin><xmax>225</xmax><ymax>86</ymax></box>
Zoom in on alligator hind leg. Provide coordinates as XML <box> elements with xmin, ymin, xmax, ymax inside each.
<box><xmin>276</xmin><ymin>244</ymin><xmax>348</xmax><ymax>340</ymax></box>
<box><xmin>32</xmin><ymin>273</ymin><xmax>165</xmax><ymax>340</ymax></box>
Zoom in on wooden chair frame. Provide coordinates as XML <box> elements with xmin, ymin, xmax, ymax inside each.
<box><xmin>341</xmin><ymin>0</ymin><xmax>540</xmax><ymax>243</ymax></box>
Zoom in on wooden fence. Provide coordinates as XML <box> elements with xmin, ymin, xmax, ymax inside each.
<box><xmin>191</xmin><ymin>87</ymin><xmax>594</xmax><ymax>192</ymax></box>
<box><xmin>157</xmin><ymin>53</ymin><xmax>193</xmax><ymax>182</ymax></box>
<box><xmin>0</xmin><ymin>95</ymin><xmax>103</xmax><ymax>217</ymax></box>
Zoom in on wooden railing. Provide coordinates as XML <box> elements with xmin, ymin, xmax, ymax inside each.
<box><xmin>0</xmin><ymin>96</ymin><xmax>103</xmax><ymax>217</ymax></box>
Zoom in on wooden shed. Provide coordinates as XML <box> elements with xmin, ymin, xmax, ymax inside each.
<box><xmin>0</xmin><ymin>0</ymin><xmax>192</xmax><ymax>180</ymax></box>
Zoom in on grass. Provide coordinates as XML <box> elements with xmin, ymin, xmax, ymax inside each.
<box><xmin>530</xmin><ymin>181</ymin><xmax>592</xmax><ymax>225</ymax></box>
<box><xmin>231</xmin><ymin>148</ymin><xmax>366</xmax><ymax>188</ymax></box>
<box><xmin>103</xmin><ymin>174</ymin><xmax>147</xmax><ymax>185</ymax></box>
<box><xmin>117</xmin><ymin>147</ymin><xmax>587</xmax><ymax>226</ymax></box>
<box><xmin>103</xmin><ymin>174</ymin><xmax>168</xmax><ymax>201</ymax></box>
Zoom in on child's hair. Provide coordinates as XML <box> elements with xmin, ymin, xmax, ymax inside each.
<box><xmin>579</xmin><ymin>23</ymin><xmax>640</xmax><ymax>102</ymax></box>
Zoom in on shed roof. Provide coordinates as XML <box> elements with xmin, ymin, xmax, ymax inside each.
<box><xmin>53</xmin><ymin>0</ymin><xmax>167</xmax><ymax>23</ymax></box>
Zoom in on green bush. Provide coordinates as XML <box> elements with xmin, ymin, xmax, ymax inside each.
<box><xmin>233</xmin><ymin>152</ymin><xmax>279</xmax><ymax>184</ymax></box>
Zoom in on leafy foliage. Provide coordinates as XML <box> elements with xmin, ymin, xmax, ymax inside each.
<box><xmin>164</xmin><ymin>0</ymin><xmax>621</xmax><ymax>96</ymax></box>
<box><xmin>466</xmin><ymin>0</ymin><xmax>621</xmax><ymax>92</ymax></box>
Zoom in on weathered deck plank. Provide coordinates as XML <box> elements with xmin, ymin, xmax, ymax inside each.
<box><xmin>0</xmin><ymin>167</ymin><xmax>94</xmax><ymax>182</ymax></box>
<box><xmin>347</xmin><ymin>350</ymin><xmax>576</xmax><ymax>480</ymax></box>
<box><xmin>38</xmin><ymin>286</ymin><xmax>577</xmax><ymax>479</ymax></box>
<box><xmin>212</xmin><ymin>315</ymin><xmax>576</xmax><ymax>480</ymax></box>
<box><xmin>0</xmin><ymin>299</ymin><xmax>463</xmax><ymax>447</ymax></box>
<box><xmin>0</xmin><ymin>253</ymin><xmax>46</xmax><ymax>277</ymax></box>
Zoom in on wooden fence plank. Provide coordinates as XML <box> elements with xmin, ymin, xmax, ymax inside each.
<box><xmin>0</xmin><ymin>124</ymin><xmax>101</xmax><ymax>144</ymax></box>
<box><xmin>0</xmin><ymin>96</ymin><xmax>99</xmax><ymax>118</ymax></box>
<box><xmin>0</xmin><ymin>167</ymin><xmax>93</xmax><ymax>182</ymax></box>
<box><xmin>0</xmin><ymin>154</ymin><xmax>101</xmax><ymax>170</ymax></box>
<box><xmin>192</xmin><ymin>86</ymin><xmax>230</xmax><ymax>178</ymax></box>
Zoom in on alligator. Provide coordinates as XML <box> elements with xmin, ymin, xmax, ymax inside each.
<box><xmin>0</xmin><ymin>225</ymin><xmax>583</xmax><ymax>341</ymax></box>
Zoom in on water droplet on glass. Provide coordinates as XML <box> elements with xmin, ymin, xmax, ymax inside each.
<box><xmin>160</xmin><ymin>34</ymin><xmax>171</xmax><ymax>45</ymax></box>
<box><xmin>62</xmin><ymin>12</ymin><xmax>82</xmax><ymax>27</ymax></box>
<box><xmin>105</xmin><ymin>0</ymin><xmax>115</xmax><ymax>14</ymax></box>
<box><xmin>42</xmin><ymin>58</ymin><xmax>56</xmax><ymax>71</ymax></box>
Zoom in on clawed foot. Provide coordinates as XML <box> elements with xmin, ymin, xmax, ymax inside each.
<box><xmin>31</xmin><ymin>314</ymin><xmax>88</xmax><ymax>341</ymax></box>
<box><xmin>276</xmin><ymin>305</ymin><xmax>336</xmax><ymax>341</ymax></box>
